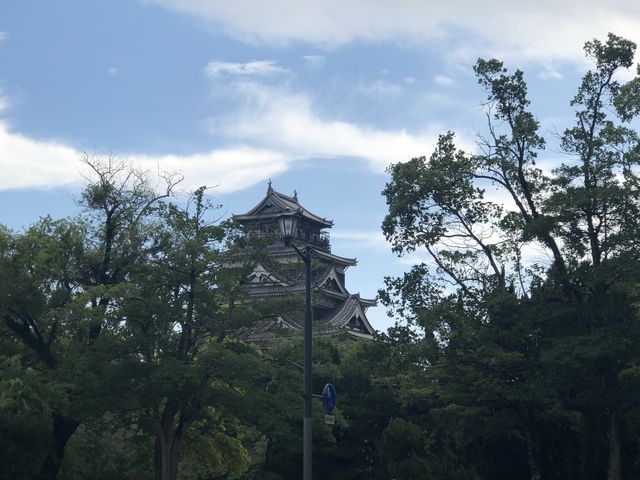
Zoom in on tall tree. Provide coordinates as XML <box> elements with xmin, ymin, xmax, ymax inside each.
<box><xmin>382</xmin><ymin>33</ymin><xmax>640</xmax><ymax>480</ymax></box>
<box><xmin>0</xmin><ymin>155</ymin><xmax>179</xmax><ymax>479</ymax></box>
<box><xmin>116</xmin><ymin>187</ymin><xmax>267</xmax><ymax>480</ymax></box>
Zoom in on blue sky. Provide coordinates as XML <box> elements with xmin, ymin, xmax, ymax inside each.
<box><xmin>1</xmin><ymin>1</ymin><xmax>639</xmax><ymax>330</ymax></box>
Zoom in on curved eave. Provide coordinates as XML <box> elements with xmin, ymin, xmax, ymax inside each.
<box><xmin>347</xmin><ymin>330</ymin><xmax>375</xmax><ymax>339</ymax></box>
<box><xmin>273</xmin><ymin>320</ymin><xmax>373</xmax><ymax>340</ymax></box>
<box><xmin>233</xmin><ymin>190</ymin><xmax>334</xmax><ymax>228</ymax></box>
<box><xmin>359</xmin><ymin>297</ymin><xmax>378</xmax><ymax>307</ymax></box>
<box><xmin>310</xmin><ymin>247</ymin><xmax>357</xmax><ymax>266</ymax></box>
<box><xmin>247</xmin><ymin>286</ymin><xmax>305</xmax><ymax>297</ymax></box>
<box><xmin>252</xmin><ymin>244</ymin><xmax>356</xmax><ymax>266</ymax></box>
<box><xmin>326</xmin><ymin>295</ymin><xmax>376</xmax><ymax>335</ymax></box>
<box><xmin>233</xmin><ymin>212</ymin><xmax>333</xmax><ymax>229</ymax></box>
<box><xmin>318</xmin><ymin>287</ymin><xmax>350</xmax><ymax>300</ymax></box>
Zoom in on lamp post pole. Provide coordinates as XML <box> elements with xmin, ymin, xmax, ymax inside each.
<box><xmin>302</xmin><ymin>245</ymin><xmax>313</xmax><ymax>480</ymax></box>
<box><xmin>278</xmin><ymin>213</ymin><xmax>313</xmax><ymax>480</ymax></box>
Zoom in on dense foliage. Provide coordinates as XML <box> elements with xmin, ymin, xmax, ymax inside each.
<box><xmin>381</xmin><ymin>33</ymin><xmax>640</xmax><ymax>480</ymax></box>
<box><xmin>0</xmin><ymin>157</ymin><xmax>406</xmax><ymax>480</ymax></box>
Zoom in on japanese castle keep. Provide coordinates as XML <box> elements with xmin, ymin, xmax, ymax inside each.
<box><xmin>232</xmin><ymin>183</ymin><xmax>376</xmax><ymax>340</ymax></box>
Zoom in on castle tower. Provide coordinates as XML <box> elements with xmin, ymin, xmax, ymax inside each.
<box><xmin>232</xmin><ymin>183</ymin><xmax>376</xmax><ymax>338</ymax></box>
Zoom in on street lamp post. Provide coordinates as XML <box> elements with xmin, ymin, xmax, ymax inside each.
<box><xmin>278</xmin><ymin>213</ymin><xmax>313</xmax><ymax>480</ymax></box>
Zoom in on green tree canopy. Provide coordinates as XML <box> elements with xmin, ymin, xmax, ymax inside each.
<box><xmin>381</xmin><ymin>33</ymin><xmax>640</xmax><ymax>480</ymax></box>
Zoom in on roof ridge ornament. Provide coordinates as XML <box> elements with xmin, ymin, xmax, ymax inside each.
<box><xmin>267</xmin><ymin>179</ymin><xmax>273</xmax><ymax>193</ymax></box>
<box><xmin>293</xmin><ymin>189</ymin><xmax>298</xmax><ymax>202</ymax></box>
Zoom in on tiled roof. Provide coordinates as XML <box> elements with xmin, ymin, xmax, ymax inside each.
<box><xmin>325</xmin><ymin>294</ymin><xmax>376</xmax><ymax>335</ymax></box>
<box><xmin>232</xmin><ymin>187</ymin><xmax>333</xmax><ymax>228</ymax></box>
<box><xmin>309</xmin><ymin>246</ymin><xmax>357</xmax><ymax>266</ymax></box>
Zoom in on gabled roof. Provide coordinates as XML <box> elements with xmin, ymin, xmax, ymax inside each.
<box><xmin>232</xmin><ymin>183</ymin><xmax>333</xmax><ymax>228</ymax></box>
<box><xmin>326</xmin><ymin>294</ymin><xmax>376</xmax><ymax>335</ymax></box>
<box><xmin>246</xmin><ymin>264</ymin><xmax>290</xmax><ymax>286</ymax></box>
<box><xmin>317</xmin><ymin>265</ymin><xmax>349</xmax><ymax>295</ymax></box>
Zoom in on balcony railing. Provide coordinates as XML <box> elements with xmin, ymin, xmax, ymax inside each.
<box><xmin>247</xmin><ymin>229</ymin><xmax>331</xmax><ymax>252</ymax></box>
<box><xmin>311</xmin><ymin>232</ymin><xmax>331</xmax><ymax>252</ymax></box>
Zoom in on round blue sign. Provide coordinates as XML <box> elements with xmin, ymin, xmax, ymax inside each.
<box><xmin>322</xmin><ymin>383</ymin><xmax>337</xmax><ymax>414</ymax></box>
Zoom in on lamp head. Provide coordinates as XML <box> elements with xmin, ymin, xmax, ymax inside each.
<box><xmin>278</xmin><ymin>214</ymin><xmax>299</xmax><ymax>246</ymax></box>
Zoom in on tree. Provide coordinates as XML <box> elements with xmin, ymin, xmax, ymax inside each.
<box><xmin>2</xmin><ymin>158</ymin><xmax>348</xmax><ymax>479</ymax></box>
<box><xmin>111</xmin><ymin>185</ymin><xmax>275</xmax><ymax>480</ymax></box>
<box><xmin>381</xmin><ymin>33</ymin><xmax>640</xmax><ymax>480</ymax></box>
<box><xmin>0</xmin><ymin>155</ymin><xmax>179</xmax><ymax>479</ymax></box>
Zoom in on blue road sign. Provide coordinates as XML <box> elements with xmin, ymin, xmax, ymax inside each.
<box><xmin>322</xmin><ymin>383</ymin><xmax>337</xmax><ymax>414</ymax></box>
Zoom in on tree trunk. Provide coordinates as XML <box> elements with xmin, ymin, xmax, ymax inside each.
<box><xmin>526</xmin><ymin>429</ymin><xmax>543</xmax><ymax>480</ymax></box>
<box><xmin>154</xmin><ymin>411</ymin><xmax>184</xmax><ymax>480</ymax></box>
<box><xmin>578</xmin><ymin>416</ymin><xmax>588</xmax><ymax>480</ymax></box>
<box><xmin>39</xmin><ymin>414</ymin><xmax>80</xmax><ymax>480</ymax></box>
<box><xmin>154</xmin><ymin>436</ymin><xmax>163</xmax><ymax>480</ymax></box>
<box><xmin>155</xmin><ymin>433</ymin><xmax>182</xmax><ymax>480</ymax></box>
<box><xmin>607</xmin><ymin>412</ymin><xmax>622</xmax><ymax>480</ymax></box>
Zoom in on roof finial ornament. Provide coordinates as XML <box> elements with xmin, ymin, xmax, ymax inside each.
<box><xmin>293</xmin><ymin>189</ymin><xmax>298</xmax><ymax>202</ymax></box>
<box><xmin>267</xmin><ymin>179</ymin><xmax>273</xmax><ymax>193</ymax></box>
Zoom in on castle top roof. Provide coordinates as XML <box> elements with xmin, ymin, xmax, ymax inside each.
<box><xmin>232</xmin><ymin>182</ymin><xmax>334</xmax><ymax>228</ymax></box>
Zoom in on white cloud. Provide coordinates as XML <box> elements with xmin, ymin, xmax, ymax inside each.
<box><xmin>302</xmin><ymin>55</ymin><xmax>327</xmax><ymax>67</ymax></box>
<box><xmin>613</xmin><ymin>65</ymin><xmax>638</xmax><ymax>83</ymax></box>
<box><xmin>0</xmin><ymin>32</ymin><xmax>8</xmax><ymax>42</ymax></box>
<box><xmin>0</xmin><ymin>49</ymin><xmax>477</xmax><ymax>194</ymax></box>
<box><xmin>0</xmin><ymin>68</ymin><xmax>456</xmax><ymax>191</ymax></box>
<box><xmin>107</xmin><ymin>67</ymin><xmax>119</xmax><ymax>76</ymax></box>
<box><xmin>538</xmin><ymin>69</ymin><xmax>563</xmax><ymax>80</ymax></box>
<box><xmin>404</xmin><ymin>76</ymin><xmax>416</xmax><ymax>84</ymax></box>
<box><xmin>208</xmin><ymin>81</ymin><xmax>448</xmax><ymax>171</ymax></box>
<box><xmin>356</xmin><ymin>79</ymin><xmax>402</xmax><ymax>96</ymax></box>
<box><xmin>204</xmin><ymin>60</ymin><xmax>288</xmax><ymax>77</ymax></box>
<box><xmin>398</xmin><ymin>251</ymin><xmax>433</xmax><ymax>267</ymax></box>
<box><xmin>130</xmin><ymin>147</ymin><xmax>289</xmax><ymax>193</ymax></box>
<box><xmin>0</xmin><ymin>120</ymin><xmax>289</xmax><ymax>192</ymax></box>
<box><xmin>433</xmin><ymin>74</ymin><xmax>455</xmax><ymax>87</ymax></box>
<box><xmin>0</xmin><ymin>122</ymin><xmax>81</xmax><ymax>190</ymax></box>
<box><xmin>144</xmin><ymin>0</ymin><xmax>640</xmax><ymax>64</ymax></box>
<box><xmin>332</xmin><ymin>230</ymin><xmax>389</xmax><ymax>251</ymax></box>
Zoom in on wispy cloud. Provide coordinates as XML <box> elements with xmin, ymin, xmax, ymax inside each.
<box><xmin>0</xmin><ymin>121</ymin><xmax>288</xmax><ymax>192</ymax></box>
<box><xmin>302</xmin><ymin>55</ymin><xmax>326</xmax><ymax>68</ymax></box>
<box><xmin>0</xmin><ymin>72</ymin><xmax>454</xmax><ymax>192</ymax></box>
<box><xmin>146</xmin><ymin>0</ymin><xmax>640</xmax><ymax>66</ymax></box>
<box><xmin>130</xmin><ymin>147</ymin><xmax>289</xmax><ymax>193</ymax></box>
<box><xmin>356</xmin><ymin>79</ymin><xmax>402</xmax><ymax>97</ymax></box>
<box><xmin>107</xmin><ymin>67</ymin><xmax>119</xmax><ymax>76</ymax></box>
<box><xmin>332</xmin><ymin>230</ymin><xmax>389</xmax><ymax>251</ymax></box>
<box><xmin>204</xmin><ymin>60</ymin><xmax>288</xmax><ymax>77</ymax></box>
<box><xmin>538</xmin><ymin>69</ymin><xmax>563</xmax><ymax>80</ymax></box>
<box><xmin>0</xmin><ymin>86</ymin><xmax>9</xmax><ymax>113</ymax></box>
<box><xmin>0</xmin><ymin>65</ymin><xmax>459</xmax><ymax>192</ymax></box>
<box><xmin>433</xmin><ymin>74</ymin><xmax>455</xmax><ymax>87</ymax></box>
<box><xmin>208</xmin><ymin>81</ymin><xmax>447</xmax><ymax>171</ymax></box>
<box><xmin>0</xmin><ymin>43</ymin><xmax>480</xmax><ymax>194</ymax></box>
<box><xmin>0</xmin><ymin>122</ymin><xmax>83</xmax><ymax>190</ymax></box>
<box><xmin>0</xmin><ymin>32</ymin><xmax>8</xmax><ymax>42</ymax></box>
